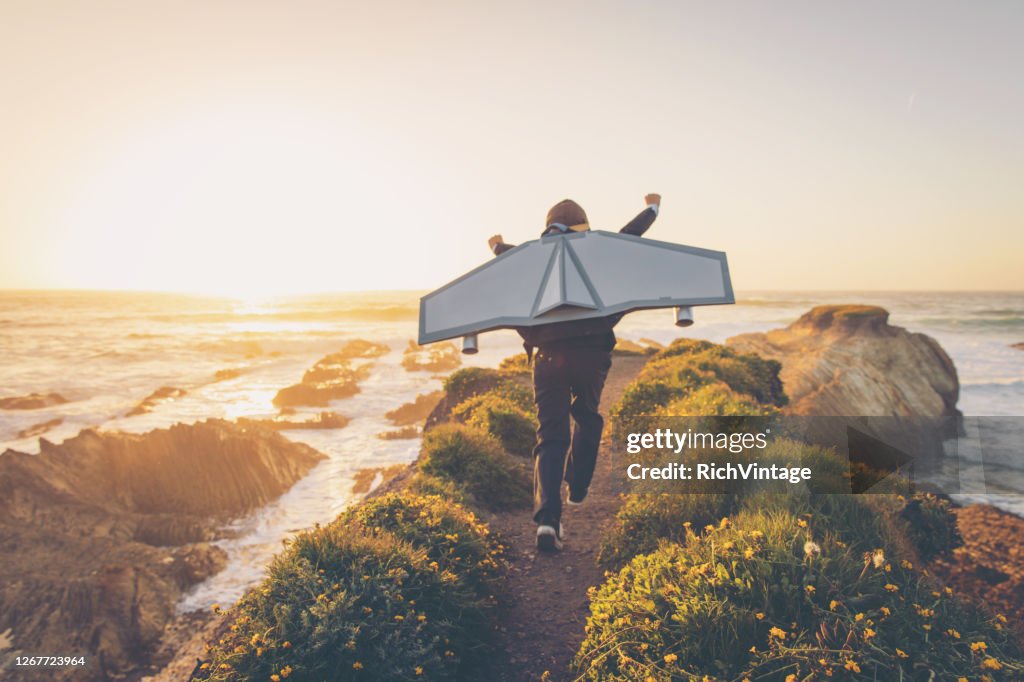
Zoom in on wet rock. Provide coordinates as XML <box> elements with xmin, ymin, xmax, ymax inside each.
<box><xmin>16</xmin><ymin>417</ymin><xmax>63</xmax><ymax>439</ymax></box>
<box><xmin>385</xmin><ymin>391</ymin><xmax>445</xmax><ymax>426</ymax></box>
<box><xmin>272</xmin><ymin>340</ymin><xmax>386</xmax><ymax>408</ymax></box>
<box><xmin>0</xmin><ymin>392</ymin><xmax>69</xmax><ymax>410</ymax></box>
<box><xmin>401</xmin><ymin>340</ymin><xmax>461</xmax><ymax>372</ymax></box>
<box><xmin>128</xmin><ymin>386</ymin><xmax>187</xmax><ymax>416</ymax></box>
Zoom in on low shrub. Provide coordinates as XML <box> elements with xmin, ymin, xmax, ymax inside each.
<box><xmin>197</xmin><ymin>523</ymin><xmax>487</xmax><ymax>681</ymax></box>
<box><xmin>419</xmin><ymin>424</ymin><xmax>531</xmax><ymax>511</ymax></box>
<box><xmin>340</xmin><ymin>493</ymin><xmax>506</xmax><ymax>601</ymax></box>
<box><xmin>597</xmin><ymin>493</ymin><xmax>731</xmax><ymax>566</ymax></box>
<box><xmin>576</xmin><ymin>508</ymin><xmax>1024</xmax><ymax>681</ymax></box>
<box><xmin>497</xmin><ymin>352</ymin><xmax>532</xmax><ymax>375</ymax></box>
<box><xmin>407</xmin><ymin>472</ymin><xmax>469</xmax><ymax>505</ymax></box>
<box><xmin>897</xmin><ymin>491</ymin><xmax>963</xmax><ymax>562</ymax></box>
<box><xmin>451</xmin><ymin>393</ymin><xmax>537</xmax><ymax>457</ymax></box>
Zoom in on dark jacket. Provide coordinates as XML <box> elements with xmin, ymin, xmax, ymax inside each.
<box><xmin>493</xmin><ymin>206</ymin><xmax>658</xmax><ymax>355</ymax></box>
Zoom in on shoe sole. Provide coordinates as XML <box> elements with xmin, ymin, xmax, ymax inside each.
<box><xmin>537</xmin><ymin>530</ymin><xmax>563</xmax><ymax>552</ymax></box>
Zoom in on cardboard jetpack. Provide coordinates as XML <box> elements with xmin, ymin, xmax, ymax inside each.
<box><xmin>418</xmin><ymin>230</ymin><xmax>735</xmax><ymax>354</ymax></box>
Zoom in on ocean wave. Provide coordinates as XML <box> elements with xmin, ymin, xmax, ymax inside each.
<box><xmin>961</xmin><ymin>378</ymin><xmax>1024</xmax><ymax>389</ymax></box>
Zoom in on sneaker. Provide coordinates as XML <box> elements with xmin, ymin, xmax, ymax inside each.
<box><xmin>567</xmin><ymin>487</ymin><xmax>588</xmax><ymax>506</ymax></box>
<box><xmin>536</xmin><ymin>524</ymin><xmax>564</xmax><ymax>552</ymax></box>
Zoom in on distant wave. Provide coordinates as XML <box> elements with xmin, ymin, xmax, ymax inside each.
<box><xmin>144</xmin><ymin>305</ymin><xmax>420</xmax><ymax>325</ymax></box>
<box><xmin>916</xmin><ymin>316</ymin><xmax>1024</xmax><ymax>329</ymax></box>
<box><xmin>962</xmin><ymin>378</ymin><xmax>1024</xmax><ymax>389</ymax></box>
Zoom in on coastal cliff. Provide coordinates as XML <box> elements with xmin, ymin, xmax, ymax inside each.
<box><xmin>0</xmin><ymin>420</ymin><xmax>325</xmax><ymax>681</ymax></box>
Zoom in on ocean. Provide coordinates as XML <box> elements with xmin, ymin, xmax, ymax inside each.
<box><xmin>1</xmin><ymin>289</ymin><xmax>1021</xmax><ymax>610</ymax></box>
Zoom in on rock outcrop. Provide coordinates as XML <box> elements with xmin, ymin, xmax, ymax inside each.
<box><xmin>727</xmin><ymin>305</ymin><xmax>960</xmax><ymax>459</ymax></box>
<box><xmin>401</xmin><ymin>340</ymin><xmax>461</xmax><ymax>372</ymax></box>
<box><xmin>128</xmin><ymin>386</ymin><xmax>187</xmax><ymax>416</ymax></box>
<box><xmin>272</xmin><ymin>340</ymin><xmax>388</xmax><ymax>408</ymax></box>
<box><xmin>0</xmin><ymin>420</ymin><xmax>325</xmax><ymax>680</ymax></box>
<box><xmin>385</xmin><ymin>391</ymin><xmax>445</xmax><ymax>426</ymax></box>
<box><xmin>0</xmin><ymin>392</ymin><xmax>69</xmax><ymax>410</ymax></box>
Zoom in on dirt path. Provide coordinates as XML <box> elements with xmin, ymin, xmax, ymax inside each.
<box><xmin>481</xmin><ymin>355</ymin><xmax>647</xmax><ymax>682</ymax></box>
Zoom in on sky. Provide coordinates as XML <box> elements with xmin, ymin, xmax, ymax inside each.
<box><xmin>0</xmin><ymin>0</ymin><xmax>1022</xmax><ymax>295</ymax></box>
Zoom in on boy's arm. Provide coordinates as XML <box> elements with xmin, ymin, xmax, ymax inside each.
<box><xmin>488</xmin><ymin>234</ymin><xmax>515</xmax><ymax>256</ymax></box>
<box><xmin>619</xmin><ymin>193</ymin><xmax>662</xmax><ymax>237</ymax></box>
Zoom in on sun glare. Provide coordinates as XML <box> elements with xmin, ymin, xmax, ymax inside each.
<box><xmin>52</xmin><ymin>106</ymin><xmax>403</xmax><ymax>297</ymax></box>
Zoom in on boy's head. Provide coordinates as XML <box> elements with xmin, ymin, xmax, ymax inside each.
<box><xmin>544</xmin><ymin>199</ymin><xmax>589</xmax><ymax>235</ymax></box>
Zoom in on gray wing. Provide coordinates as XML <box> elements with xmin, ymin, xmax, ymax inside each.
<box><xmin>418</xmin><ymin>230</ymin><xmax>733</xmax><ymax>344</ymax></box>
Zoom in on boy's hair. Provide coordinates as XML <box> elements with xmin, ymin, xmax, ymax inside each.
<box><xmin>544</xmin><ymin>199</ymin><xmax>589</xmax><ymax>233</ymax></box>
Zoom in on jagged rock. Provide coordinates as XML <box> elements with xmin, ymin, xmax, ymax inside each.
<box><xmin>128</xmin><ymin>386</ymin><xmax>187</xmax><ymax>416</ymax></box>
<box><xmin>0</xmin><ymin>419</ymin><xmax>325</xmax><ymax>681</ymax></box>
<box><xmin>212</xmin><ymin>368</ymin><xmax>244</xmax><ymax>382</ymax></box>
<box><xmin>272</xmin><ymin>340</ymin><xmax>386</xmax><ymax>408</ymax></box>
<box><xmin>385</xmin><ymin>391</ymin><xmax>445</xmax><ymax>426</ymax></box>
<box><xmin>727</xmin><ymin>305</ymin><xmax>960</xmax><ymax>459</ymax></box>
<box><xmin>16</xmin><ymin>417</ymin><xmax>62</xmax><ymax>439</ymax></box>
<box><xmin>401</xmin><ymin>340</ymin><xmax>461</xmax><ymax>372</ymax></box>
<box><xmin>237</xmin><ymin>411</ymin><xmax>349</xmax><ymax>431</ymax></box>
<box><xmin>0</xmin><ymin>392</ymin><xmax>68</xmax><ymax>410</ymax></box>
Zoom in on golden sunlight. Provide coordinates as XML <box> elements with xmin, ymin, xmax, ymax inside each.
<box><xmin>53</xmin><ymin>105</ymin><xmax>401</xmax><ymax>297</ymax></box>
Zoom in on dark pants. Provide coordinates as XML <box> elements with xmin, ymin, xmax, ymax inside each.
<box><xmin>532</xmin><ymin>346</ymin><xmax>612</xmax><ymax>526</ymax></box>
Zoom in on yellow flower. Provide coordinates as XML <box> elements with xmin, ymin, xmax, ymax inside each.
<box><xmin>722</xmin><ymin>541</ymin><xmax>735</xmax><ymax>551</ymax></box>
<box><xmin>948</xmin><ymin>629</ymin><xmax>961</xmax><ymax>639</ymax></box>
<box><xmin>749</xmin><ymin>646</ymin><xmax>757</xmax><ymax>653</ymax></box>
<box><xmin>785</xmin><ymin>675</ymin><xmax>797</xmax><ymax>682</ymax></box>
<box><xmin>958</xmin><ymin>678</ymin><xmax>968</xmax><ymax>682</ymax></box>
<box><xmin>880</xmin><ymin>606</ymin><xmax>891</xmax><ymax>617</ymax></box>
<box><xmin>855</xmin><ymin>613</ymin><xmax>865</xmax><ymax>622</ymax></box>
<box><xmin>755</xmin><ymin>612</ymin><xmax>765</xmax><ymax>620</ymax></box>
<box><xmin>394</xmin><ymin>615</ymin><xmax>405</xmax><ymax>621</ymax></box>
<box><xmin>280</xmin><ymin>666</ymin><xmax>293</xmax><ymax>679</ymax></box>
<box><xmin>805</xmin><ymin>585</ymin><xmax>816</xmax><ymax>594</ymax></box>
<box><xmin>720</xmin><ymin>517</ymin><xmax>731</xmax><ymax>529</ymax></box>
<box><xmin>352</xmin><ymin>661</ymin><xmax>364</xmax><ymax>670</ymax></box>
<box><xmin>664</xmin><ymin>653</ymin><xmax>678</xmax><ymax>664</ymax></box>
<box><xmin>829</xmin><ymin>600</ymin><xmax>839</xmax><ymax>611</ymax></box>
<box><xmin>683</xmin><ymin>521</ymin><xmax>692</xmax><ymax>528</ymax></box>
<box><xmin>769</xmin><ymin>626</ymin><xmax>787</xmax><ymax>639</ymax></box>
<box><xmin>744</xmin><ymin>548</ymin><xmax>755</xmax><ymax>559</ymax></box>
<box><xmin>901</xmin><ymin>560</ymin><xmax>913</xmax><ymax>569</ymax></box>
<box><xmin>283</xmin><ymin>641</ymin><xmax>292</xmax><ymax>648</ymax></box>
<box><xmin>797</xmin><ymin>519</ymin><xmax>808</xmax><ymax>528</ymax></box>
<box><xmin>970</xmin><ymin>641</ymin><xmax>988</xmax><ymax>652</ymax></box>
<box><xmin>844</xmin><ymin>659</ymin><xmax>861</xmax><ymax>673</ymax></box>
<box><xmin>705</xmin><ymin>524</ymin><xmax>716</xmax><ymax>533</ymax></box>
<box><xmin>981</xmin><ymin>657</ymin><xmax>1002</xmax><ymax>671</ymax></box>
<box><xmin>864</xmin><ymin>627</ymin><xmax>876</xmax><ymax>640</ymax></box>
<box><xmin>884</xmin><ymin>584</ymin><xmax>899</xmax><ymax>593</ymax></box>
<box><xmin>751</xmin><ymin>530</ymin><xmax>764</xmax><ymax>541</ymax></box>
<box><xmin>896</xmin><ymin>648</ymin><xmax>908</xmax><ymax>658</ymax></box>
<box><xmin>271</xmin><ymin>676</ymin><xmax>280</xmax><ymax>682</ymax></box>
<box><xmin>415</xmin><ymin>666</ymin><xmax>423</xmax><ymax>676</ymax></box>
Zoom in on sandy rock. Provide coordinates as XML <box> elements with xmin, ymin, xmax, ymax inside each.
<box><xmin>727</xmin><ymin>305</ymin><xmax>960</xmax><ymax>459</ymax></box>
